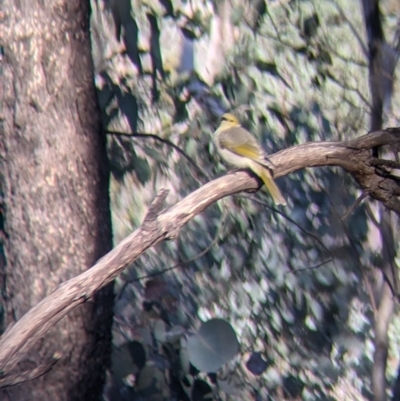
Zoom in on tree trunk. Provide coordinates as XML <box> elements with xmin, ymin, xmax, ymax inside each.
<box><xmin>0</xmin><ymin>1</ymin><xmax>114</xmax><ymax>400</ymax></box>
<box><xmin>361</xmin><ymin>1</ymin><xmax>400</xmax><ymax>400</ymax></box>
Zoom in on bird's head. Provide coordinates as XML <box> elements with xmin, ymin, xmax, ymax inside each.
<box><xmin>219</xmin><ymin>113</ymin><xmax>240</xmax><ymax>129</ymax></box>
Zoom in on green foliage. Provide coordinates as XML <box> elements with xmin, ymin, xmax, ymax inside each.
<box><xmin>90</xmin><ymin>0</ymin><xmax>400</xmax><ymax>400</ymax></box>
<box><xmin>187</xmin><ymin>318</ymin><xmax>239</xmax><ymax>373</ymax></box>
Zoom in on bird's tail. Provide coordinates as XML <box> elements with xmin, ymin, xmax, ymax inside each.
<box><xmin>254</xmin><ymin>164</ymin><xmax>286</xmax><ymax>206</ymax></box>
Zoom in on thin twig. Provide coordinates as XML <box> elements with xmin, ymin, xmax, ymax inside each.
<box><xmin>286</xmin><ymin>259</ymin><xmax>333</xmax><ymax>275</ymax></box>
<box><xmin>106</xmin><ymin>130</ymin><xmax>211</xmax><ymax>182</ymax></box>
<box><xmin>321</xmin><ymin>186</ymin><xmax>378</xmax><ymax>314</ymax></box>
<box><xmin>341</xmin><ymin>191</ymin><xmax>368</xmax><ymax>220</ymax></box>
<box><xmin>117</xmin><ymin>209</ymin><xmax>227</xmax><ymax>299</ymax></box>
<box><xmin>366</xmin><ymin>202</ymin><xmax>380</xmax><ymax>228</ymax></box>
<box><xmin>333</xmin><ymin>1</ymin><xmax>368</xmax><ymax>56</ymax></box>
<box><xmin>2</xmin><ymin>130</ymin><xmax>400</xmax><ymax>374</ymax></box>
<box><xmin>241</xmin><ymin>194</ymin><xmax>333</xmax><ymax>260</ymax></box>
<box><xmin>326</xmin><ymin>73</ymin><xmax>371</xmax><ymax>109</ymax></box>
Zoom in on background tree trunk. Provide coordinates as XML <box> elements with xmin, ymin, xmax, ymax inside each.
<box><xmin>362</xmin><ymin>1</ymin><xmax>400</xmax><ymax>400</ymax></box>
<box><xmin>0</xmin><ymin>1</ymin><xmax>114</xmax><ymax>400</ymax></box>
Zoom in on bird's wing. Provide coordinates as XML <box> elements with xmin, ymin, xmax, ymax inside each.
<box><xmin>218</xmin><ymin>127</ymin><xmax>263</xmax><ymax>161</ymax></box>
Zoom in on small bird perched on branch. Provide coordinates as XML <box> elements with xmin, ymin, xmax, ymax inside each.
<box><xmin>214</xmin><ymin>113</ymin><xmax>286</xmax><ymax>206</ymax></box>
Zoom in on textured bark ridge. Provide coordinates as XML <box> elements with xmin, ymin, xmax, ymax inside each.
<box><xmin>0</xmin><ymin>128</ymin><xmax>399</xmax><ymax>389</ymax></box>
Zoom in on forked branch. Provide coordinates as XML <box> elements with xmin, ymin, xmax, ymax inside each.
<box><xmin>0</xmin><ymin>128</ymin><xmax>399</xmax><ymax>385</ymax></box>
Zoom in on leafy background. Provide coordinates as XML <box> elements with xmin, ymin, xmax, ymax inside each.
<box><xmin>89</xmin><ymin>0</ymin><xmax>400</xmax><ymax>399</ymax></box>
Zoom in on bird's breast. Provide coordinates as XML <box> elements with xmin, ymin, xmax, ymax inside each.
<box><xmin>217</xmin><ymin>146</ymin><xmax>253</xmax><ymax>168</ymax></box>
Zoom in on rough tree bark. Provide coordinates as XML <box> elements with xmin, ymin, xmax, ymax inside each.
<box><xmin>1</xmin><ymin>1</ymin><xmax>114</xmax><ymax>401</ymax></box>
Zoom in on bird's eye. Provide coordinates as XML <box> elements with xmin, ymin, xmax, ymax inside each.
<box><xmin>221</xmin><ymin>116</ymin><xmax>228</xmax><ymax>122</ymax></box>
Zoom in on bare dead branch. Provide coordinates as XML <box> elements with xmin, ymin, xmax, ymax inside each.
<box><xmin>0</xmin><ymin>128</ymin><xmax>400</xmax><ymax>381</ymax></box>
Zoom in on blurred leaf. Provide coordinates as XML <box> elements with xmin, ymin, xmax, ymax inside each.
<box><xmin>158</xmin><ymin>0</ymin><xmax>174</xmax><ymax>17</ymax></box>
<box><xmin>217</xmin><ymin>376</ymin><xmax>241</xmax><ymax>396</ymax></box>
<box><xmin>192</xmin><ymin>379</ymin><xmax>213</xmax><ymax>401</ymax></box>
<box><xmin>145</xmin><ymin>278</ymin><xmax>168</xmax><ymax>301</ymax></box>
<box><xmin>111</xmin><ymin>341</ymin><xmax>145</xmax><ymax>380</ymax></box>
<box><xmin>126</xmin><ymin>341</ymin><xmax>146</xmax><ymax>370</ymax></box>
<box><xmin>173</xmin><ymin>97</ymin><xmax>189</xmax><ymax>123</ymax></box>
<box><xmin>281</xmin><ymin>307</ymin><xmax>295</xmax><ymax>324</ymax></box>
<box><xmin>154</xmin><ymin>319</ymin><xmax>167</xmax><ymax>343</ymax></box>
<box><xmin>123</xmin><ymin>18</ymin><xmax>142</xmax><ymax>73</ymax></box>
<box><xmin>302</xmin><ymin>13</ymin><xmax>320</xmax><ymax>39</ymax></box>
<box><xmin>246</xmin><ymin>352</ymin><xmax>269</xmax><ymax>376</ymax></box>
<box><xmin>255</xmin><ymin>60</ymin><xmax>291</xmax><ymax>89</ymax></box>
<box><xmin>221</xmin><ymin>75</ymin><xmax>236</xmax><ymax>103</ymax></box>
<box><xmin>180</xmin><ymin>343</ymin><xmax>191</xmax><ymax>376</ymax></box>
<box><xmin>252</xmin><ymin>0</ymin><xmax>267</xmax><ymax>31</ymax></box>
<box><xmin>165</xmin><ymin>325</ymin><xmax>185</xmax><ymax>343</ymax></box>
<box><xmin>317</xmin><ymin>48</ymin><xmax>333</xmax><ymax>65</ymax></box>
<box><xmin>115</xmin><ymin>89</ymin><xmax>138</xmax><ymax>133</ymax></box>
<box><xmin>309</xmin><ymin>298</ymin><xmax>323</xmax><ymax>321</ymax></box>
<box><xmin>283</xmin><ymin>374</ymin><xmax>304</xmax><ymax>398</ymax></box>
<box><xmin>270</xmin><ymin>309</ymin><xmax>282</xmax><ymax>331</ymax></box>
<box><xmin>108</xmin><ymin>137</ymin><xmax>151</xmax><ymax>182</ymax></box>
<box><xmin>133</xmin><ymin>155</ymin><xmax>152</xmax><ymax>185</ymax></box>
<box><xmin>136</xmin><ymin>362</ymin><xmax>167</xmax><ymax>400</ymax></box>
<box><xmin>108</xmin><ymin>137</ymin><xmax>136</xmax><ymax>180</ymax></box>
<box><xmin>267</xmin><ymin>103</ymin><xmax>289</xmax><ymax>130</ymax></box>
<box><xmin>142</xmin><ymin>145</ymin><xmax>166</xmax><ymax>164</ymax></box>
<box><xmin>102</xmin><ymin>107</ymin><xmax>119</xmax><ymax>130</ymax></box>
<box><xmin>187</xmin><ymin>318</ymin><xmax>239</xmax><ymax>372</ymax></box>
<box><xmin>221</xmin><ymin>70</ymin><xmax>251</xmax><ymax>105</ymax></box>
<box><xmin>185</xmin><ymin>137</ymin><xmax>199</xmax><ymax>157</ymax></box>
<box><xmin>148</xmin><ymin>13</ymin><xmax>165</xmax><ymax>102</ymax></box>
<box><xmin>315</xmin><ymin>269</ymin><xmax>335</xmax><ymax>288</ymax></box>
<box><xmin>109</xmin><ymin>0</ymin><xmax>131</xmax><ymax>40</ymax></box>
<box><xmin>97</xmin><ymin>84</ymin><xmax>114</xmax><ymax>110</ymax></box>
<box><xmin>147</xmin><ymin>14</ymin><xmax>164</xmax><ymax>78</ymax></box>
<box><xmin>231</xmin><ymin>5</ymin><xmax>245</xmax><ymax>26</ymax></box>
<box><xmin>181</xmin><ymin>27</ymin><xmax>198</xmax><ymax>40</ymax></box>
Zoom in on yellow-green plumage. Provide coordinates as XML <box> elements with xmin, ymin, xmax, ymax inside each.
<box><xmin>214</xmin><ymin>113</ymin><xmax>286</xmax><ymax>206</ymax></box>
